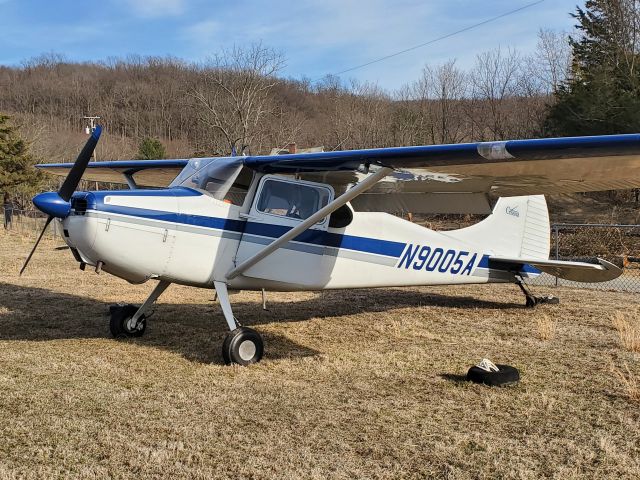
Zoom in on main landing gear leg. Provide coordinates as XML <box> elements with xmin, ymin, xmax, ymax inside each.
<box><xmin>110</xmin><ymin>279</ymin><xmax>171</xmax><ymax>338</ymax></box>
<box><xmin>515</xmin><ymin>277</ymin><xmax>559</xmax><ymax>308</ymax></box>
<box><xmin>213</xmin><ymin>281</ymin><xmax>264</xmax><ymax>366</ymax></box>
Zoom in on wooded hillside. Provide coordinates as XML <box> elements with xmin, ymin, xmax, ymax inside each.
<box><xmin>0</xmin><ymin>34</ymin><xmax>566</xmax><ymax>164</ymax></box>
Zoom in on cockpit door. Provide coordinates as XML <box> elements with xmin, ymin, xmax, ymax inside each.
<box><xmin>234</xmin><ymin>175</ymin><xmax>335</xmax><ymax>286</ymax></box>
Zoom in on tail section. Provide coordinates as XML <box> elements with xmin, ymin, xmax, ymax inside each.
<box><xmin>444</xmin><ymin>195</ymin><xmax>550</xmax><ymax>259</ymax></box>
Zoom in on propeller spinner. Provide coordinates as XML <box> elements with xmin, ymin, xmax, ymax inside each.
<box><xmin>20</xmin><ymin>126</ymin><xmax>102</xmax><ymax>275</ymax></box>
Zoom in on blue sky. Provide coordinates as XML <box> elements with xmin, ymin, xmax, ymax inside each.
<box><xmin>0</xmin><ymin>0</ymin><xmax>583</xmax><ymax>89</ymax></box>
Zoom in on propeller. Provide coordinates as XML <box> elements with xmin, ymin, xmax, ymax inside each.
<box><xmin>20</xmin><ymin>126</ymin><xmax>102</xmax><ymax>275</ymax></box>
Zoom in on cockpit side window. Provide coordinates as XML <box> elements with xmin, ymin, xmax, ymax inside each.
<box><xmin>256</xmin><ymin>179</ymin><xmax>331</xmax><ymax>221</ymax></box>
<box><xmin>223</xmin><ymin>167</ymin><xmax>253</xmax><ymax>206</ymax></box>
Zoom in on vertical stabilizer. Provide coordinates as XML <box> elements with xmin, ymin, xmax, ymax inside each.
<box><xmin>443</xmin><ymin>195</ymin><xmax>550</xmax><ymax>259</ymax></box>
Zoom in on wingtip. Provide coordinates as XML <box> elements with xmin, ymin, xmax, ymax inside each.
<box><xmin>597</xmin><ymin>257</ymin><xmax>624</xmax><ymax>279</ymax></box>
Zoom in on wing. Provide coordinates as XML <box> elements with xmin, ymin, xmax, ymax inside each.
<box><xmin>36</xmin><ymin>159</ymin><xmax>189</xmax><ymax>187</ymax></box>
<box><xmin>489</xmin><ymin>256</ymin><xmax>622</xmax><ymax>283</ymax></box>
<box><xmin>242</xmin><ymin>134</ymin><xmax>640</xmax><ymax>214</ymax></box>
<box><xmin>36</xmin><ymin>134</ymin><xmax>640</xmax><ymax>214</ymax></box>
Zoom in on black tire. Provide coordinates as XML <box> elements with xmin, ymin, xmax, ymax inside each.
<box><xmin>466</xmin><ymin>364</ymin><xmax>520</xmax><ymax>386</ymax></box>
<box><xmin>109</xmin><ymin>304</ymin><xmax>146</xmax><ymax>338</ymax></box>
<box><xmin>222</xmin><ymin>327</ymin><xmax>264</xmax><ymax>366</ymax></box>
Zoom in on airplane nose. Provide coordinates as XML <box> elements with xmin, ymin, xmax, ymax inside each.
<box><xmin>32</xmin><ymin>192</ymin><xmax>71</xmax><ymax>219</ymax></box>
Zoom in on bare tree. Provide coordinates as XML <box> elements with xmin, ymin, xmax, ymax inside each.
<box><xmin>345</xmin><ymin>81</ymin><xmax>392</xmax><ymax>148</ymax></box>
<box><xmin>528</xmin><ymin>29</ymin><xmax>571</xmax><ymax>94</ymax></box>
<box><xmin>191</xmin><ymin>44</ymin><xmax>285</xmax><ymax>155</ymax></box>
<box><xmin>468</xmin><ymin>48</ymin><xmax>522</xmax><ymax>140</ymax></box>
<box><xmin>414</xmin><ymin>60</ymin><xmax>467</xmax><ymax>144</ymax></box>
<box><xmin>311</xmin><ymin>79</ymin><xmax>392</xmax><ymax>151</ymax></box>
<box><xmin>390</xmin><ymin>84</ymin><xmax>426</xmax><ymax>146</ymax></box>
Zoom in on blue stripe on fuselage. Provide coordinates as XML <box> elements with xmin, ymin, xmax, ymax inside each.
<box><xmin>89</xmin><ymin>203</ymin><xmax>406</xmax><ymax>258</ymax></box>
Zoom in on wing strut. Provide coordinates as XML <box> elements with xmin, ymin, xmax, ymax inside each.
<box><xmin>225</xmin><ymin>167</ymin><xmax>394</xmax><ymax>281</ymax></box>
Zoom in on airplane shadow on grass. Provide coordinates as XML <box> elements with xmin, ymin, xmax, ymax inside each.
<box><xmin>0</xmin><ymin>282</ymin><xmax>523</xmax><ymax>364</ymax></box>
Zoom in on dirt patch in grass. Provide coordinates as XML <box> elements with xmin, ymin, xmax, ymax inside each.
<box><xmin>1</xmin><ymin>230</ymin><xmax>640</xmax><ymax>479</ymax></box>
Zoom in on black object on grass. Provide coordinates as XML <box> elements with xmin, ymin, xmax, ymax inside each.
<box><xmin>467</xmin><ymin>364</ymin><xmax>520</xmax><ymax>386</ymax></box>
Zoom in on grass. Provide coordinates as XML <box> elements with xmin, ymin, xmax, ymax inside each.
<box><xmin>612</xmin><ymin>310</ymin><xmax>640</xmax><ymax>353</ymax></box>
<box><xmin>1</xmin><ymin>230</ymin><xmax>640</xmax><ymax>478</ymax></box>
<box><xmin>611</xmin><ymin>363</ymin><xmax>640</xmax><ymax>404</ymax></box>
<box><xmin>536</xmin><ymin>313</ymin><xmax>556</xmax><ymax>341</ymax></box>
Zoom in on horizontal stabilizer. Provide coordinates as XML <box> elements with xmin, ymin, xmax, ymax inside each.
<box><xmin>489</xmin><ymin>256</ymin><xmax>622</xmax><ymax>283</ymax></box>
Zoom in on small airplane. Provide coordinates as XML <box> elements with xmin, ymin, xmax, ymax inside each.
<box><xmin>21</xmin><ymin>126</ymin><xmax>640</xmax><ymax>365</ymax></box>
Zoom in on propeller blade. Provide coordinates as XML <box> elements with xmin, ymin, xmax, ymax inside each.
<box><xmin>23</xmin><ymin>126</ymin><xmax>102</xmax><ymax>274</ymax></box>
<box><xmin>19</xmin><ymin>216</ymin><xmax>53</xmax><ymax>275</ymax></box>
<box><xmin>58</xmin><ymin>125</ymin><xmax>102</xmax><ymax>202</ymax></box>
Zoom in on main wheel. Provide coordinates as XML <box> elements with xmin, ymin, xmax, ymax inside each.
<box><xmin>222</xmin><ymin>327</ymin><xmax>264</xmax><ymax>366</ymax></box>
<box><xmin>109</xmin><ymin>304</ymin><xmax>146</xmax><ymax>338</ymax></box>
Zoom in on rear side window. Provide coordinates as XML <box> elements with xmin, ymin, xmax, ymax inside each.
<box><xmin>256</xmin><ymin>179</ymin><xmax>331</xmax><ymax>221</ymax></box>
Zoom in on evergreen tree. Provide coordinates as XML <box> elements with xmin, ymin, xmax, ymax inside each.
<box><xmin>545</xmin><ymin>0</ymin><xmax>640</xmax><ymax>136</ymax></box>
<box><xmin>0</xmin><ymin>113</ymin><xmax>43</xmax><ymax>200</ymax></box>
<box><xmin>136</xmin><ymin>137</ymin><xmax>166</xmax><ymax>160</ymax></box>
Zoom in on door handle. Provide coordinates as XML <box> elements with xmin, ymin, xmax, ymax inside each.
<box><xmin>239</xmin><ymin>213</ymin><xmax>260</xmax><ymax>221</ymax></box>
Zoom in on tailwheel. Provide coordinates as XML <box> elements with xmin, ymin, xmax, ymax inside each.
<box><xmin>109</xmin><ymin>304</ymin><xmax>146</xmax><ymax>338</ymax></box>
<box><xmin>222</xmin><ymin>327</ymin><xmax>264</xmax><ymax>366</ymax></box>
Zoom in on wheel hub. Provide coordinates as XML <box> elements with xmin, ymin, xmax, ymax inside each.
<box><xmin>125</xmin><ymin>317</ymin><xmax>141</xmax><ymax>332</ymax></box>
<box><xmin>238</xmin><ymin>339</ymin><xmax>256</xmax><ymax>361</ymax></box>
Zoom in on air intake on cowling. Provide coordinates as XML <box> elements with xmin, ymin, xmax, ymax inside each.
<box><xmin>71</xmin><ymin>196</ymin><xmax>88</xmax><ymax>215</ymax></box>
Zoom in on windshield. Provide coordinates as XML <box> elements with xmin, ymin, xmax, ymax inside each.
<box><xmin>170</xmin><ymin>157</ymin><xmax>245</xmax><ymax>202</ymax></box>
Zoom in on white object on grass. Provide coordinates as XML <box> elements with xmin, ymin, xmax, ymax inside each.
<box><xmin>476</xmin><ymin>359</ymin><xmax>499</xmax><ymax>372</ymax></box>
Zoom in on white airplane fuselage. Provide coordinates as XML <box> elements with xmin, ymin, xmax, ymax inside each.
<box><xmin>59</xmin><ymin>176</ymin><xmax>545</xmax><ymax>291</ymax></box>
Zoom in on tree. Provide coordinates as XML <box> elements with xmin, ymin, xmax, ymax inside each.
<box><xmin>545</xmin><ymin>0</ymin><xmax>640</xmax><ymax>136</ymax></box>
<box><xmin>0</xmin><ymin>113</ymin><xmax>43</xmax><ymax>201</ymax></box>
<box><xmin>191</xmin><ymin>44</ymin><xmax>285</xmax><ymax>155</ymax></box>
<box><xmin>467</xmin><ymin>48</ymin><xmax>523</xmax><ymax>140</ymax></box>
<box><xmin>528</xmin><ymin>29</ymin><xmax>571</xmax><ymax>94</ymax></box>
<box><xmin>413</xmin><ymin>60</ymin><xmax>467</xmax><ymax>144</ymax></box>
<box><xmin>136</xmin><ymin>137</ymin><xmax>166</xmax><ymax>159</ymax></box>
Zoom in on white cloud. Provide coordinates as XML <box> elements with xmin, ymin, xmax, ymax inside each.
<box><xmin>120</xmin><ymin>0</ymin><xmax>186</xmax><ymax>18</ymax></box>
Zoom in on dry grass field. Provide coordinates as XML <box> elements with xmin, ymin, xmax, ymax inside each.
<box><xmin>1</xmin><ymin>230</ymin><xmax>639</xmax><ymax>479</ymax></box>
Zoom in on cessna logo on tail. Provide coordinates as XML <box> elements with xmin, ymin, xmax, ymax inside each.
<box><xmin>505</xmin><ymin>206</ymin><xmax>520</xmax><ymax>217</ymax></box>
<box><xmin>397</xmin><ymin>244</ymin><xmax>478</xmax><ymax>275</ymax></box>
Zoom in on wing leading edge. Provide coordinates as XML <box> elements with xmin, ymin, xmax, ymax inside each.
<box><xmin>244</xmin><ymin>134</ymin><xmax>640</xmax><ymax>172</ymax></box>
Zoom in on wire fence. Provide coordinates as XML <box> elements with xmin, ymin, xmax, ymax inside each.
<box><xmin>1</xmin><ymin>208</ymin><xmax>64</xmax><ymax>239</ymax></box>
<box><xmin>529</xmin><ymin>223</ymin><xmax>640</xmax><ymax>293</ymax></box>
<box><xmin>2</xmin><ymin>209</ymin><xmax>639</xmax><ymax>292</ymax></box>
